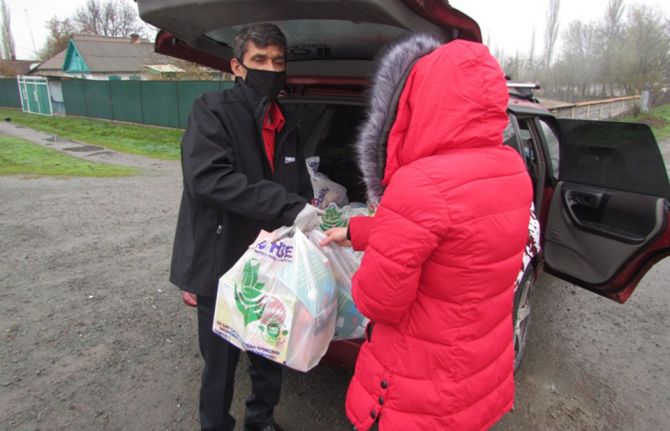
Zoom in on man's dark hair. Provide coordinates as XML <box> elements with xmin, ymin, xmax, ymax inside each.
<box><xmin>233</xmin><ymin>23</ymin><xmax>287</xmax><ymax>61</ymax></box>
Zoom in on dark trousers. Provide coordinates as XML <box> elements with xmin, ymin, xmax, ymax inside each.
<box><xmin>197</xmin><ymin>295</ymin><xmax>283</xmax><ymax>431</ymax></box>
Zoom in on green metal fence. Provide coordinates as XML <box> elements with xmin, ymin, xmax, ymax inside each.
<box><xmin>84</xmin><ymin>80</ymin><xmax>113</xmax><ymax>120</ymax></box>
<box><xmin>0</xmin><ymin>78</ymin><xmax>234</xmax><ymax>129</ymax></box>
<box><xmin>0</xmin><ymin>78</ymin><xmax>22</xmax><ymax>108</ymax></box>
<box><xmin>60</xmin><ymin>79</ymin><xmax>87</xmax><ymax>116</ymax></box>
<box><xmin>141</xmin><ymin>81</ymin><xmax>179</xmax><ymax>127</ymax></box>
<box><xmin>110</xmin><ymin>80</ymin><xmax>143</xmax><ymax>123</ymax></box>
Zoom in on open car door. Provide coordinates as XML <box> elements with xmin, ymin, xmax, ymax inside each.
<box><xmin>543</xmin><ymin>119</ymin><xmax>670</xmax><ymax>303</ymax></box>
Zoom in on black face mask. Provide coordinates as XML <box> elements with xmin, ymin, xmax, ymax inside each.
<box><xmin>239</xmin><ymin>63</ymin><xmax>286</xmax><ymax>99</ymax></box>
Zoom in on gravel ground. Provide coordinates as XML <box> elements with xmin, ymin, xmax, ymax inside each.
<box><xmin>1</xmin><ymin>125</ymin><xmax>668</xmax><ymax>430</ymax></box>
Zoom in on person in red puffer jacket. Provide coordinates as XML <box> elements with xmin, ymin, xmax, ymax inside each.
<box><xmin>321</xmin><ymin>35</ymin><xmax>532</xmax><ymax>431</ymax></box>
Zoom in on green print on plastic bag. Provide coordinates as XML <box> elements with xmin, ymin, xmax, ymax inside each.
<box><xmin>319</xmin><ymin>205</ymin><xmax>347</xmax><ymax>231</ymax></box>
<box><xmin>259</xmin><ymin>297</ymin><xmax>290</xmax><ymax>347</ymax></box>
<box><xmin>235</xmin><ymin>259</ymin><xmax>267</xmax><ymax>326</ymax></box>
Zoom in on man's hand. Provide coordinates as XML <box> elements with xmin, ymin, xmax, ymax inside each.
<box><xmin>320</xmin><ymin>227</ymin><xmax>351</xmax><ymax>247</ymax></box>
<box><xmin>294</xmin><ymin>203</ymin><xmax>324</xmax><ymax>232</ymax></box>
<box><xmin>182</xmin><ymin>292</ymin><xmax>197</xmax><ymax>307</ymax></box>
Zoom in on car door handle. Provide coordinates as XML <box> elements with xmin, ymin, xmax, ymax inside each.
<box><xmin>565</xmin><ymin>190</ymin><xmax>604</xmax><ymax>208</ymax></box>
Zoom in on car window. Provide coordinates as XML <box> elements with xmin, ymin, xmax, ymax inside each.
<box><xmin>538</xmin><ymin>119</ymin><xmax>559</xmax><ymax>180</ymax></box>
<box><xmin>502</xmin><ymin>116</ymin><xmax>521</xmax><ymax>153</ymax></box>
<box><xmin>516</xmin><ymin>120</ymin><xmax>539</xmax><ymax>180</ymax></box>
<box><xmin>557</xmin><ymin>120</ymin><xmax>670</xmax><ymax>198</ymax></box>
<box><xmin>514</xmin><ymin>117</ymin><xmax>546</xmax><ymax>209</ymax></box>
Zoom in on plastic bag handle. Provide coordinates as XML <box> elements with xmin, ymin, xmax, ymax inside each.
<box><xmin>266</xmin><ymin>225</ymin><xmax>295</xmax><ymax>243</ymax></box>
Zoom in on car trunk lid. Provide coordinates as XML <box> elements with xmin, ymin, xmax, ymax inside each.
<box><xmin>138</xmin><ymin>0</ymin><xmax>481</xmax><ymax>79</ymax></box>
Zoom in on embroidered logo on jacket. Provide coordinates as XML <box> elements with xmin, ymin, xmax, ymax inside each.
<box><xmin>284</xmin><ymin>156</ymin><xmax>296</xmax><ymax>164</ymax></box>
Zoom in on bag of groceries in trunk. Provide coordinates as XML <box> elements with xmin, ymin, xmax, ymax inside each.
<box><xmin>213</xmin><ymin>227</ymin><xmax>337</xmax><ymax>372</ymax></box>
<box><xmin>306</xmin><ymin>156</ymin><xmax>349</xmax><ymax>209</ymax></box>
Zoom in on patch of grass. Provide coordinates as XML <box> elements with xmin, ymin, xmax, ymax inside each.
<box><xmin>0</xmin><ymin>108</ymin><xmax>183</xmax><ymax>160</ymax></box>
<box><xmin>0</xmin><ymin>134</ymin><xmax>138</xmax><ymax>177</ymax></box>
<box><xmin>620</xmin><ymin>104</ymin><xmax>670</xmax><ymax>141</ymax></box>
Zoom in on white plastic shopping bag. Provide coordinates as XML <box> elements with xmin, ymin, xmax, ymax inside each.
<box><xmin>213</xmin><ymin>227</ymin><xmax>337</xmax><ymax>372</ymax></box>
<box><xmin>306</xmin><ymin>156</ymin><xmax>349</xmax><ymax>209</ymax></box>
<box><xmin>318</xmin><ymin>202</ymin><xmax>371</xmax><ymax>232</ymax></box>
<box><xmin>307</xmin><ymin>230</ymin><xmax>368</xmax><ymax>340</ymax></box>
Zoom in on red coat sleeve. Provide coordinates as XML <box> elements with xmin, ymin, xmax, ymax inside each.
<box><xmin>351</xmin><ymin>166</ymin><xmax>450</xmax><ymax>324</ymax></box>
<box><xmin>348</xmin><ymin>216</ymin><xmax>375</xmax><ymax>251</ymax></box>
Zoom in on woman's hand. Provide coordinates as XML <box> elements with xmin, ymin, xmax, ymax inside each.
<box><xmin>320</xmin><ymin>227</ymin><xmax>351</xmax><ymax>247</ymax></box>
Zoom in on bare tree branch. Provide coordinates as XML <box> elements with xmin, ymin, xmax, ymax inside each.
<box><xmin>0</xmin><ymin>0</ymin><xmax>16</xmax><ymax>60</ymax></box>
<box><xmin>73</xmin><ymin>0</ymin><xmax>144</xmax><ymax>38</ymax></box>
<box><xmin>38</xmin><ymin>17</ymin><xmax>75</xmax><ymax>61</ymax></box>
<box><xmin>544</xmin><ymin>0</ymin><xmax>561</xmax><ymax>69</ymax></box>
<box><xmin>528</xmin><ymin>27</ymin><xmax>536</xmax><ymax>75</ymax></box>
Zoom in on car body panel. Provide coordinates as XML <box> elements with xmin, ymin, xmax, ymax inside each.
<box><xmin>323</xmin><ymin>339</ymin><xmax>363</xmax><ymax>367</ymax></box>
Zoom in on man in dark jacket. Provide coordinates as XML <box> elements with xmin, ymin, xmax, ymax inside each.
<box><xmin>170</xmin><ymin>23</ymin><xmax>321</xmax><ymax>431</ymax></box>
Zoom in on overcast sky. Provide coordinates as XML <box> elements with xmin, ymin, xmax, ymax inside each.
<box><xmin>6</xmin><ymin>0</ymin><xmax>670</xmax><ymax>60</ymax></box>
<box><xmin>452</xmin><ymin>0</ymin><xmax>670</xmax><ymax>57</ymax></box>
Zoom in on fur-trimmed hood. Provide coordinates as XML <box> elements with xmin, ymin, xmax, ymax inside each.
<box><xmin>356</xmin><ymin>33</ymin><xmax>443</xmax><ymax>207</ymax></box>
<box><xmin>356</xmin><ymin>36</ymin><xmax>509</xmax><ymax>206</ymax></box>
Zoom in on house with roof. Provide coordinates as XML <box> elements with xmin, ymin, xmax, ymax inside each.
<box><xmin>31</xmin><ymin>34</ymin><xmax>190</xmax><ymax>80</ymax></box>
<box><xmin>13</xmin><ymin>34</ymin><xmax>227</xmax><ymax>119</ymax></box>
<box><xmin>0</xmin><ymin>59</ymin><xmax>38</xmax><ymax>77</ymax></box>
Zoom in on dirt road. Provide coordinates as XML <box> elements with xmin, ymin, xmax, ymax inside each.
<box><xmin>1</xmin><ymin>129</ymin><xmax>668</xmax><ymax>430</ymax></box>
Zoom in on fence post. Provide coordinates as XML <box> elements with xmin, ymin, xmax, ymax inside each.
<box><xmin>17</xmin><ymin>76</ymin><xmax>25</xmax><ymax>112</ymax></box>
<box><xmin>641</xmin><ymin>90</ymin><xmax>650</xmax><ymax>112</ymax></box>
<box><xmin>83</xmin><ymin>80</ymin><xmax>90</xmax><ymax>117</ymax></box>
<box><xmin>109</xmin><ymin>80</ymin><xmax>115</xmax><ymax>121</ymax></box>
<box><xmin>175</xmin><ymin>81</ymin><xmax>181</xmax><ymax>128</ymax></box>
<box><xmin>139</xmin><ymin>80</ymin><xmax>145</xmax><ymax>123</ymax></box>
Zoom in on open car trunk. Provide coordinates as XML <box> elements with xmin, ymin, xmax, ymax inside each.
<box><xmin>283</xmin><ymin>98</ymin><xmax>368</xmax><ymax>203</ymax></box>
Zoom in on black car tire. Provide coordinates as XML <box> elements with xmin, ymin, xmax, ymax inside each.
<box><xmin>513</xmin><ymin>264</ymin><xmax>535</xmax><ymax>373</ymax></box>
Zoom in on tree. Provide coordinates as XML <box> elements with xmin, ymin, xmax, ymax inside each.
<box><xmin>38</xmin><ymin>17</ymin><xmax>76</xmax><ymax>61</ymax></box>
<box><xmin>38</xmin><ymin>0</ymin><xmax>146</xmax><ymax>61</ymax></box>
<box><xmin>527</xmin><ymin>27</ymin><xmax>537</xmax><ymax>78</ymax></box>
<box><xmin>600</xmin><ymin>0</ymin><xmax>626</xmax><ymax>96</ymax></box>
<box><xmin>503</xmin><ymin>53</ymin><xmax>523</xmax><ymax>81</ymax></box>
<box><xmin>619</xmin><ymin>5</ymin><xmax>670</xmax><ymax>99</ymax></box>
<box><xmin>536</xmin><ymin>1</ymin><xmax>669</xmax><ymax>105</ymax></box>
<box><xmin>543</xmin><ymin>0</ymin><xmax>561</xmax><ymax>70</ymax></box>
<box><xmin>559</xmin><ymin>20</ymin><xmax>599</xmax><ymax>98</ymax></box>
<box><xmin>73</xmin><ymin>0</ymin><xmax>145</xmax><ymax>38</ymax></box>
<box><xmin>0</xmin><ymin>0</ymin><xmax>16</xmax><ymax>60</ymax></box>
<box><xmin>603</xmin><ymin>0</ymin><xmax>625</xmax><ymax>37</ymax></box>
